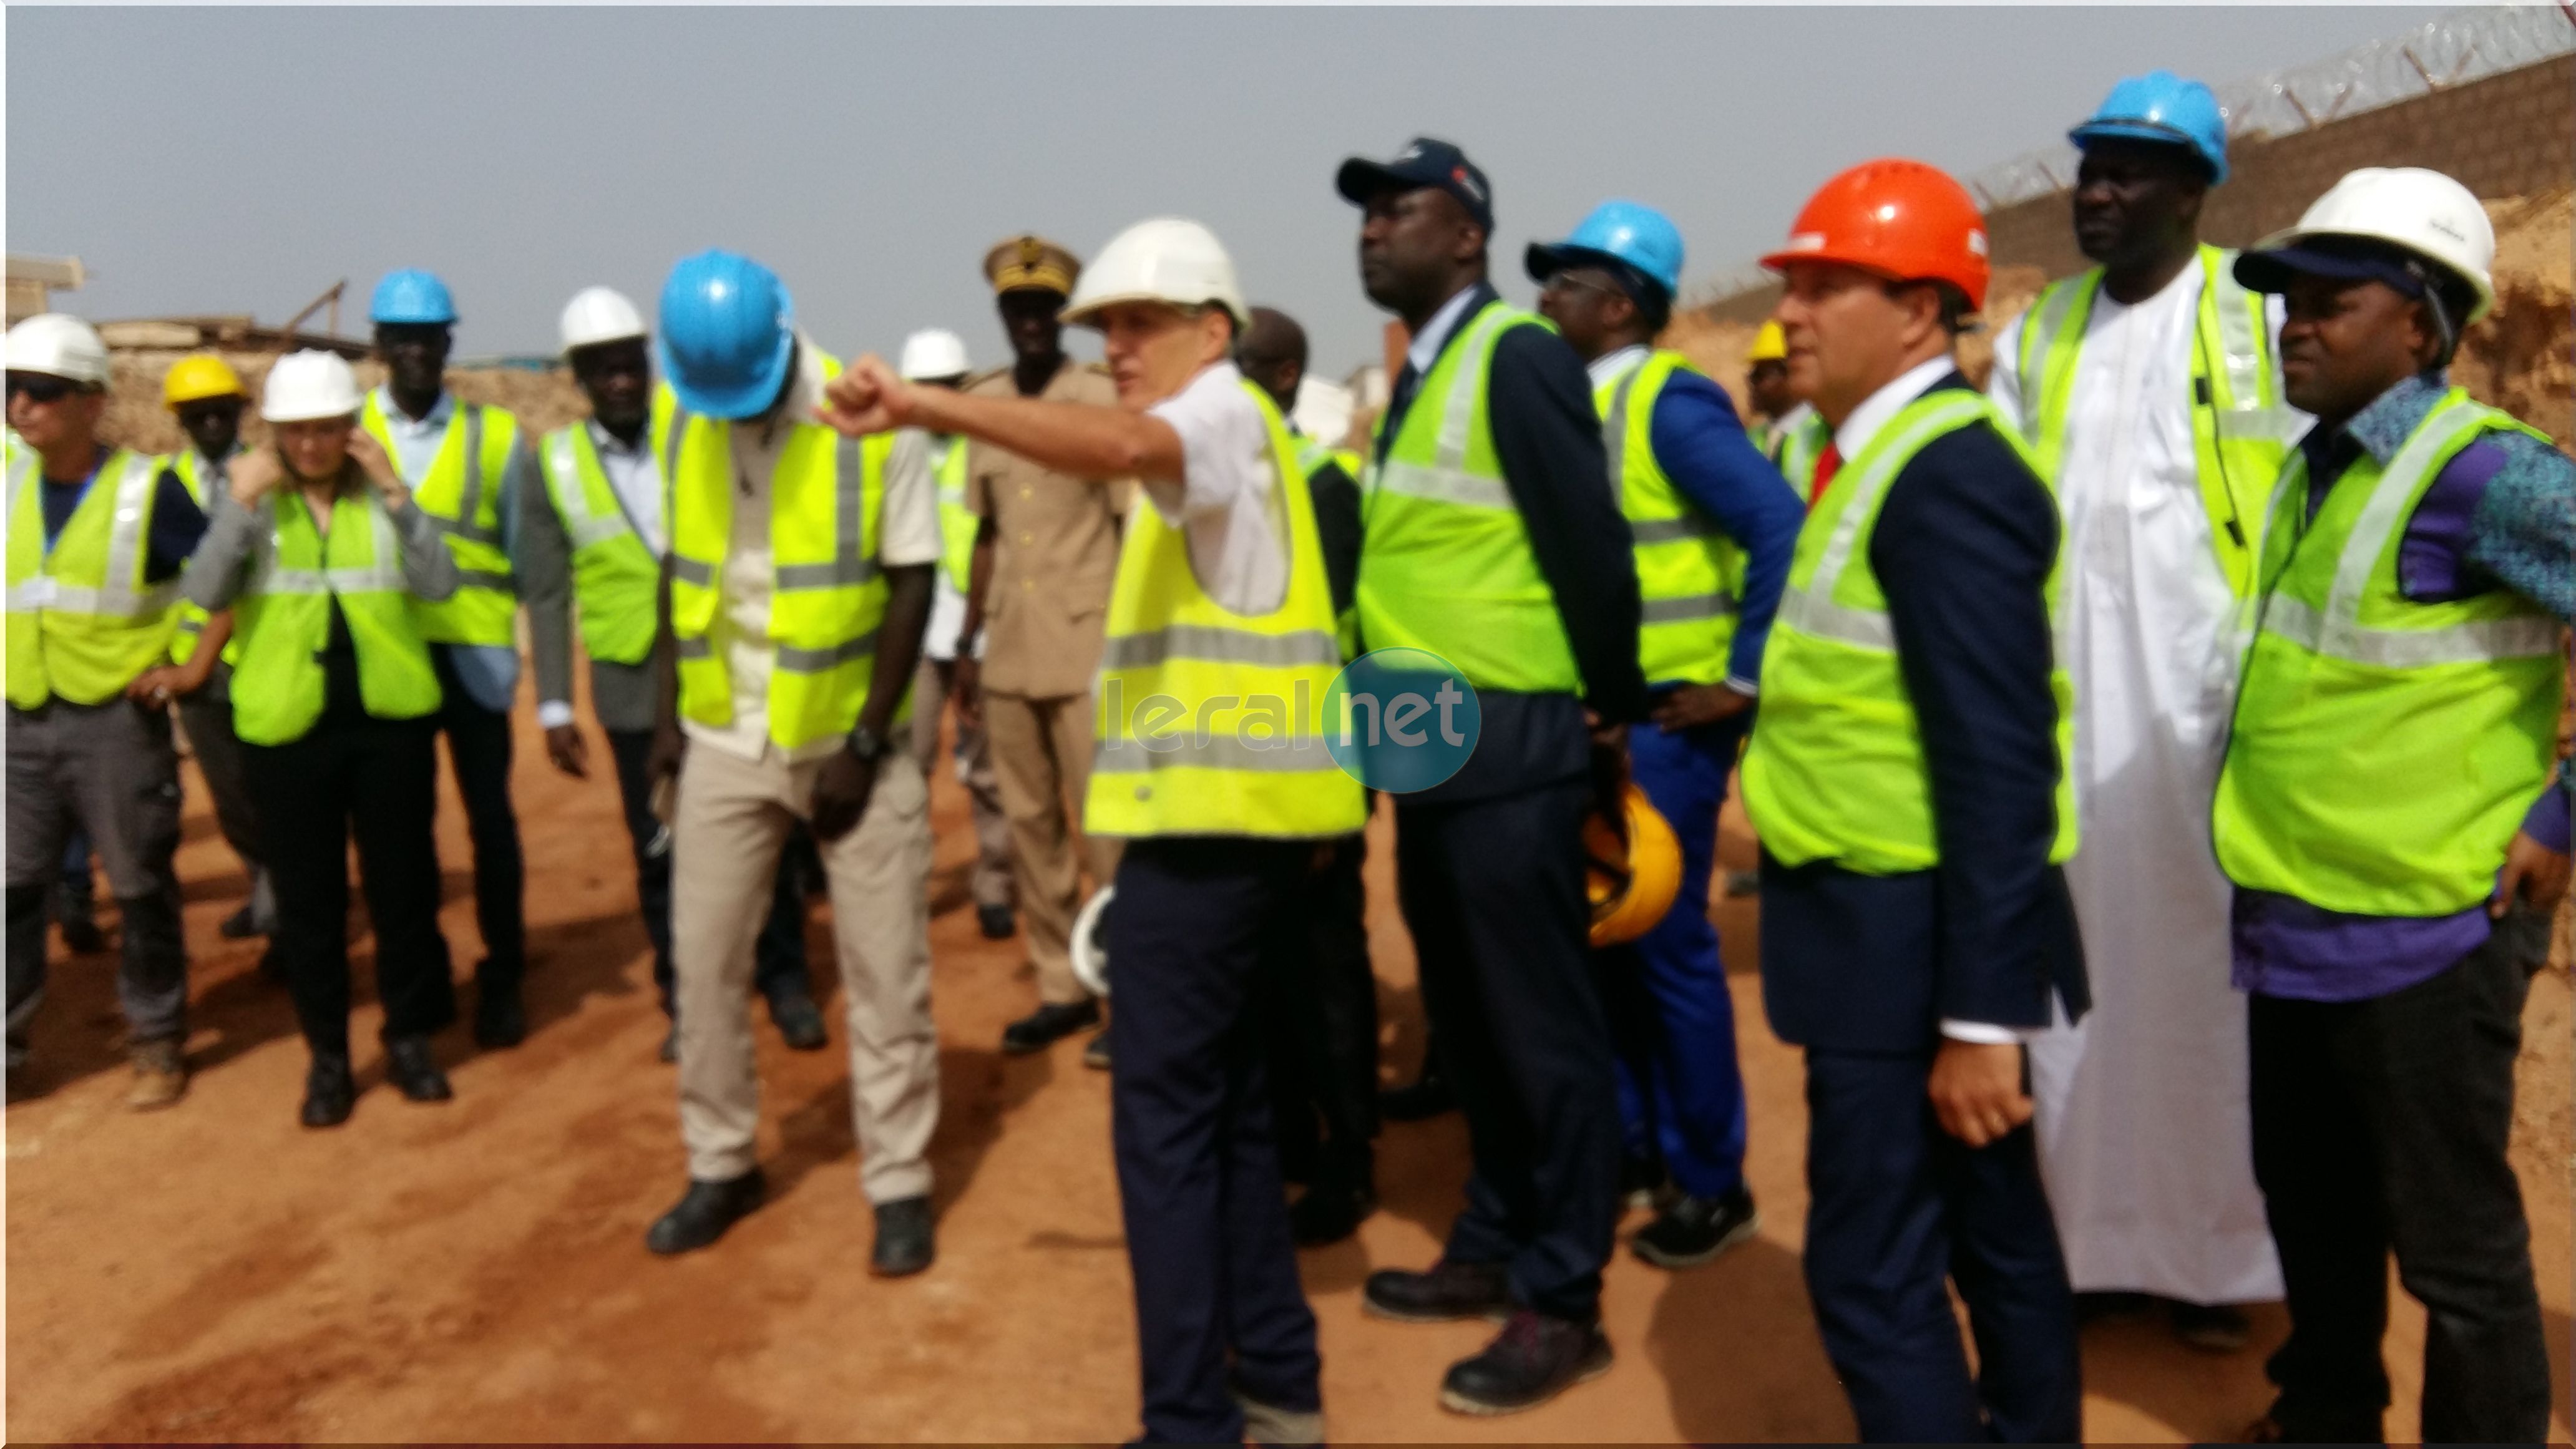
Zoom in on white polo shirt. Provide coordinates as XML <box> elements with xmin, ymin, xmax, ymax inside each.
<box><xmin>1138</xmin><ymin>361</ymin><xmax>1289</xmax><ymax>617</ymax></box>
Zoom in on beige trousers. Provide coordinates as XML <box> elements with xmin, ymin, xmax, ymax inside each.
<box><xmin>672</xmin><ymin>742</ymin><xmax>936</xmax><ymax>1201</ymax></box>
<box><xmin>910</xmin><ymin>658</ymin><xmax>1014</xmax><ymax>910</ymax></box>
<box><xmin>982</xmin><ymin>690</ymin><xmax>1121</xmax><ymax>1005</ymax></box>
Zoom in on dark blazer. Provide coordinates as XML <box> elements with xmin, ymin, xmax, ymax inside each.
<box><xmin>1759</xmin><ymin>370</ymin><xmax>2089</xmax><ymax>1053</ymax></box>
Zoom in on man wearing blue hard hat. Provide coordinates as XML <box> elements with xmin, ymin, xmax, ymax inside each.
<box><xmin>1989</xmin><ymin>71</ymin><xmax>2295</xmax><ymax>1354</ymax></box>
<box><xmin>361</xmin><ymin>268</ymin><xmax>538</xmax><ymax>1051</ymax></box>
<box><xmin>1527</xmin><ymin>201</ymin><xmax>1803</xmax><ymax>1273</ymax></box>
<box><xmin>638</xmin><ymin>250</ymin><xmax>944</xmax><ymax>1279</ymax></box>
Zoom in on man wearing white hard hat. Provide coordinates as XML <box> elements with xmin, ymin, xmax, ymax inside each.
<box><xmin>2215</xmin><ymin>166</ymin><xmax>2572</xmax><ymax>1443</ymax></box>
<box><xmin>4</xmin><ymin>314</ymin><xmax>214</xmax><ymax>1108</ymax></box>
<box><xmin>520</xmin><ymin>287</ymin><xmax>825</xmax><ymax>1066</ymax></box>
<box><xmin>819</xmin><ymin>217</ymin><xmax>1361</xmax><ymax>1446</ymax></box>
<box><xmin>185</xmin><ymin>351</ymin><xmax>467</xmax><ymax>1127</ymax></box>
<box><xmin>897</xmin><ymin>327</ymin><xmax>1016</xmax><ymax>938</ymax></box>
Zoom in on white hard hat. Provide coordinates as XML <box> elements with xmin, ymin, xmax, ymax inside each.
<box><xmin>559</xmin><ymin>286</ymin><xmax>649</xmax><ymax>354</ymax></box>
<box><xmin>4</xmin><ymin>314</ymin><xmax>111</xmax><ymax>387</ymax></box>
<box><xmin>1060</xmin><ymin>218</ymin><xmax>1247</xmax><ymax>331</ymax></box>
<box><xmin>899</xmin><ymin>328</ymin><xmax>971</xmax><ymax>381</ymax></box>
<box><xmin>261</xmin><ymin>350</ymin><xmax>364</xmax><ymax>422</ymax></box>
<box><xmin>2252</xmin><ymin>167</ymin><xmax>2496</xmax><ymax>325</ymax></box>
<box><xmin>1068</xmin><ymin>884</ymin><xmax>1113</xmax><ymax>998</ymax></box>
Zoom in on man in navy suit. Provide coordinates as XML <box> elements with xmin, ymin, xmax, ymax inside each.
<box><xmin>1739</xmin><ymin>158</ymin><xmax>2090</xmax><ymax>1442</ymax></box>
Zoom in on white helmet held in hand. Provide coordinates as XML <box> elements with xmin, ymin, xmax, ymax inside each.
<box><xmin>4</xmin><ymin>314</ymin><xmax>111</xmax><ymax>386</ymax></box>
<box><xmin>262</xmin><ymin>350</ymin><xmax>364</xmax><ymax>422</ymax></box>
<box><xmin>2258</xmin><ymin>167</ymin><xmax>2496</xmax><ymax>324</ymax></box>
<box><xmin>899</xmin><ymin>328</ymin><xmax>971</xmax><ymax>381</ymax></box>
<box><xmin>1059</xmin><ymin>218</ymin><xmax>1247</xmax><ymax>331</ymax></box>
<box><xmin>559</xmin><ymin>286</ymin><xmax>649</xmax><ymax>354</ymax></box>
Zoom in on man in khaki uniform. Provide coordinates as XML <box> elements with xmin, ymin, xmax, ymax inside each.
<box><xmin>954</xmin><ymin>235</ymin><xmax>1126</xmax><ymax>1063</ymax></box>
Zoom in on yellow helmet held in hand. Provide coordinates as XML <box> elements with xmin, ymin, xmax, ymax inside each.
<box><xmin>163</xmin><ymin>353</ymin><xmax>246</xmax><ymax>407</ymax></box>
<box><xmin>1587</xmin><ymin>783</ymin><xmax>1683</xmax><ymax>947</ymax></box>
<box><xmin>1748</xmin><ymin>320</ymin><xmax>1788</xmax><ymax>363</ymax></box>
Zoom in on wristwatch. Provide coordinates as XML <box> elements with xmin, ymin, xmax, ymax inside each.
<box><xmin>844</xmin><ymin>722</ymin><xmax>891</xmax><ymax>763</ymax></box>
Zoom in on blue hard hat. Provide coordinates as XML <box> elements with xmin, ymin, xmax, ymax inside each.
<box><xmin>656</xmin><ymin>250</ymin><xmax>795</xmax><ymax>420</ymax></box>
<box><xmin>369</xmin><ymin>268</ymin><xmax>458</xmax><ymax>326</ymax></box>
<box><xmin>1524</xmin><ymin>200</ymin><xmax>1686</xmax><ymax>301</ymax></box>
<box><xmin>2071</xmin><ymin>71</ymin><xmax>2230</xmax><ymax>184</ymax></box>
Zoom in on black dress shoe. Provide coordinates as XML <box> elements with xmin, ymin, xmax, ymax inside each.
<box><xmin>1362</xmin><ymin>1259</ymin><xmax>1511</xmax><ymax>1323</ymax></box>
<box><xmin>870</xmin><ymin>1194</ymin><xmax>936</xmax><ymax>1277</ymax></box>
<box><xmin>58</xmin><ymin>919</ymin><xmax>107</xmax><ymax>955</ymax></box>
<box><xmin>383</xmin><ymin>1035</ymin><xmax>453</xmax><ymax>1102</ymax></box>
<box><xmin>646</xmin><ymin>1169</ymin><xmax>766</xmax><ymax>1255</ymax></box>
<box><xmin>975</xmin><ymin>903</ymin><xmax>1016</xmax><ymax>940</ymax></box>
<box><xmin>1439</xmin><ymin>1309</ymin><xmax>1612</xmax><ymax>1415</ymax></box>
<box><xmin>474</xmin><ymin>989</ymin><xmax>526</xmax><ymax>1049</ymax></box>
<box><xmin>768</xmin><ymin>992</ymin><xmax>829</xmax><ymax>1051</ymax></box>
<box><xmin>1379</xmin><ymin>1069</ymin><xmax>1455</xmax><ymax>1123</ymax></box>
<box><xmin>1001</xmin><ymin>999</ymin><xmax>1100</xmax><ymax>1055</ymax></box>
<box><xmin>218</xmin><ymin>902</ymin><xmax>263</xmax><ymax>939</ymax></box>
<box><xmin>1631</xmin><ymin>1187</ymin><xmax>1759</xmax><ymax>1270</ymax></box>
<box><xmin>300</xmin><ymin>1053</ymin><xmax>356</xmax><ymax>1128</ymax></box>
<box><xmin>1289</xmin><ymin>1183</ymin><xmax>1377</xmax><ymax>1247</ymax></box>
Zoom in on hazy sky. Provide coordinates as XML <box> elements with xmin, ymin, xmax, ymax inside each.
<box><xmin>11</xmin><ymin>6</ymin><xmax>2448</xmax><ymax>375</ymax></box>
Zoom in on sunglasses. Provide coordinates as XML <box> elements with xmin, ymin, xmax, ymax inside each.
<box><xmin>1539</xmin><ymin>271</ymin><xmax>1626</xmax><ymax>302</ymax></box>
<box><xmin>6</xmin><ymin>374</ymin><xmax>87</xmax><ymax>404</ymax></box>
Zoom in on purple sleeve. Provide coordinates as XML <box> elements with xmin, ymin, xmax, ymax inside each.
<box><xmin>2523</xmin><ymin>762</ymin><xmax>2572</xmax><ymax>855</ymax></box>
<box><xmin>2396</xmin><ymin>440</ymin><xmax>2507</xmax><ymax>603</ymax></box>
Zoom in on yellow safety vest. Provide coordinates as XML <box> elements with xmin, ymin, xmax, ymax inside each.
<box><xmin>930</xmin><ymin>433</ymin><xmax>975</xmax><ymax>594</ymax></box>
<box><xmin>2013</xmin><ymin>245</ymin><xmax>2295</xmax><ymax>597</ymax></box>
<box><xmin>167</xmin><ymin>445</ymin><xmax>245</xmax><ymax>668</ymax></box>
<box><xmin>360</xmin><ymin>391</ymin><xmax>520</xmax><ymax>646</ymax></box>
<box><xmin>1743</xmin><ymin>388</ymin><xmax>2079</xmax><ymax>873</ymax></box>
<box><xmin>660</xmin><ymin>359</ymin><xmax>901</xmax><ymax>752</ymax></box>
<box><xmin>1596</xmin><ymin>349</ymin><xmax>1750</xmax><ymax>686</ymax></box>
<box><xmin>228</xmin><ymin>487</ymin><xmax>444</xmax><ymax>745</ymax></box>
<box><xmin>1357</xmin><ymin>301</ymin><xmax>1582</xmax><ymax>694</ymax></box>
<box><xmin>4</xmin><ymin>444</ymin><xmax>184</xmax><ymax>708</ymax></box>
<box><xmin>2213</xmin><ymin>391</ymin><xmax>2565</xmax><ymax>916</ymax></box>
<box><xmin>538</xmin><ymin>406</ymin><xmax>665</xmax><ymax>668</ymax></box>
<box><xmin>1086</xmin><ymin>380</ymin><xmax>1365</xmax><ymax>839</ymax></box>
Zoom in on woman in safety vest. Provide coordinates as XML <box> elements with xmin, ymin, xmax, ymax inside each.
<box><xmin>185</xmin><ymin>350</ymin><xmax>467</xmax><ymax>1128</ymax></box>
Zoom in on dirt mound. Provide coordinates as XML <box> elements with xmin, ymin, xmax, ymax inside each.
<box><xmin>105</xmin><ymin>351</ymin><xmax>588</xmax><ymax>457</ymax></box>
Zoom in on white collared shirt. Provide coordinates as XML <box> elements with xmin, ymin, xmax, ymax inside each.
<box><xmin>1404</xmin><ymin>286</ymin><xmax>1484</xmax><ymax>380</ymax></box>
<box><xmin>585</xmin><ymin>417</ymin><xmax>666</xmax><ymax>557</ymax></box>
<box><xmin>369</xmin><ymin>385</ymin><xmax>457</xmax><ymax>484</ymax></box>
<box><xmin>1139</xmin><ymin>361</ymin><xmax>1288</xmax><ymax>617</ymax></box>
<box><xmin>1586</xmin><ymin>343</ymin><xmax>1651</xmax><ymax>390</ymax></box>
<box><xmin>1831</xmin><ymin>355</ymin><xmax>1960</xmax><ymax>464</ymax></box>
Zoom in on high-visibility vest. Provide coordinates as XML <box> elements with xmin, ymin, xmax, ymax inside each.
<box><xmin>930</xmin><ymin>432</ymin><xmax>975</xmax><ymax>593</ymax></box>
<box><xmin>1596</xmin><ymin>349</ymin><xmax>1748</xmax><ymax>686</ymax></box>
<box><xmin>1086</xmin><ymin>379</ymin><xmax>1365</xmax><ymax>840</ymax></box>
<box><xmin>228</xmin><ymin>488</ymin><xmax>444</xmax><ymax>745</ymax></box>
<box><xmin>360</xmin><ymin>391</ymin><xmax>520</xmax><ymax>646</ymax></box>
<box><xmin>538</xmin><ymin>407</ymin><xmax>665</xmax><ymax>668</ymax></box>
<box><xmin>1357</xmin><ymin>301</ymin><xmax>1582</xmax><ymax>693</ymax></box>
<box><xmin>1774</xmin><ymin>411</ymin><xmax>1830</xmax><ymax>507</ymax></box>
<box><xmin>1743</xmin><ymin>388</ymin><xmax>2079</xmax><ymax>873</ymax></box>
<box><xmin>2013</xmin><ymin>244</ymin><xmax>2296</xmax><ymax>597</ymax></box>
<box><xmin>4</xmin><ymin>444</ymin><xmax>185</xmax><ymax>708</ymax></box>
<box><xmin>659</xmin><ymin>359</ymin><xmax>900</xmax><ymax>752</ymax></box>
<box><xmin>2212</xmin><ymin>391</ymin><xmax>2565</xmax><ymax>916</ymax></box>
<box><xmin>167</xmin><ymin>445</ymin><xmax>245</xmax><ymax>668</ymax></box>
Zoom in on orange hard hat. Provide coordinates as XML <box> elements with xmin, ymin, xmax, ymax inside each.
<box><xmin>1585</xmin><ymin>783</ymin><xmax>1683</xmax><ymax>949</ymax></box>
<box><xmin>1760</xmin><ymin>158</ymin><xmax>1991</xmax><ymax>311</ymax></box>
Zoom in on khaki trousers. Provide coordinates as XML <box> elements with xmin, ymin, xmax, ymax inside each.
<box><xmin>982</xmin><ymin>690</ymin><xmax>1121</xmax><ymax>1005</ymax></box>
<box><xmin>910</xmin><ymin>658</ymin><xmax>1013</xmax><ymax>910</ymax></box>
<box><xmin>673</xmin><ymin>743</ymin><xmax>936</xmax><ymax>1201</ymax></box>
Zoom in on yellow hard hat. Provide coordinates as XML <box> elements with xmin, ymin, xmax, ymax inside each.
<box><xmin>1586</xmin><ymin>783</ymin><xmax>1684</xmax><ymax>947</ymax></box>
<box><xmin>1748</xmin><ymin>320</ymin><xmax>1788</xmax><ymax>363</ymax></box>
<box><xmin>163</xmin><ymin>353</ymin><xmax>246</xmax><ymax>408</ymax></box>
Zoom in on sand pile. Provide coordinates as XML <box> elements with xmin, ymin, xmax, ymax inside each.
<box><xmin>104</xmin><ymin>351</ymin><xmax>587</xmax><ymax>457</ymax></box>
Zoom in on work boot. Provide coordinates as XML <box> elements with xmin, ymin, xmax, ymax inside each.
<box><xmin>646</xmin><ymin>1168</ymin><xmax>766</xmax><ymax>1256</ymax></box>
<box><xmin>1232</xmin><ymin>1382</ymin><xmax>1324</xmax><ymax>1446</ymax></box>
<box><xmin>125</xmin><ymin>1037</ymin><xmax>188</xmax><ymax>1111</ymax></box>
<box><xmin>218</xmin><ymin>902</ymin><xmax>264</xmax><ymax>940</ymax></box>
<box><xmin>474</xmin><ymin>985</ymin><xmax>526</xmax><ymax>1049</ymax></box>
<box><xmin>975</xmin><ymin>902</ymin><xmax>1016</xmax><ymax>940</ymax></box>
<box><xmin>1362</xmin><ymin>1259</ymin><xmax>1511</xmax><ymax>1323</ymax></box>
<box><xmin>1289</xmin><ymin>1181</ymin><xmax>1376</xmax><ymax>1247</ymax></box>
<box><xmin>1379</xmin><ymin>1065</ymin><xmax>1455</xmax><ymax>1122</ymax></box>
<box><xmin>1631</xmin><ymin>1187</ymin><xmax>1760</xmax><ymax>1270</ymax></box>
<box><xmin>383</xmin><ymin>1034</ymin><xmax>452</xmax><ymax>1102</ymax></box>
<box><xmin>301</xmin><ymin>1051</ymin><xmax>356</xmax><ymax>1128</ymax></box>
<box><xmin>768</xmin><ymin>991</ymin><xmax>828</xmax><ymax>1052</ymax></box>
<box><xmin>1438</xmin><ymin>1309</ymin><xmax>1612</xmax><ymax>1416</ymax></box>
<box><xmin>869</xmin><ymin>1194</ymin><xmax>937</xmax><ymax>1277</ymax></box>
<box><xmin>1000</xmin><ymin>998</ymin><xmax>1099</xmax><ymax>1055</ymax></box>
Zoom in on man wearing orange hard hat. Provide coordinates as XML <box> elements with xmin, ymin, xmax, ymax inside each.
<box><xmin>1737</xmin><ymin>159</ymin><xmax>2087</xmax><ymax>1441</ymax></box>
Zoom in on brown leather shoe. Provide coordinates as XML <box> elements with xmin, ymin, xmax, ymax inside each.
<box><xmin>125</xmin><ymin>1038</ymin><xmax>187</xmax><ymax>1111</ymax></box>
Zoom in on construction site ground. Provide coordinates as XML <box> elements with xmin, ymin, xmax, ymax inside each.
<box><xmin>7</xmin><ymin>703</ymin><xmax>2569</xmax><ymax>1443</ymax></box>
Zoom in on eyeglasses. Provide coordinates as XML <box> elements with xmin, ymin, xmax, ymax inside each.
<box><xmin>1539</xmin><ymin>271</ymin><xmax>1624</xmax><ymax>301</ymax></box>
<box><xmin>6</xmin><ymin>374</ymin><xmax>85</xmax><ymax>404</ymax></box>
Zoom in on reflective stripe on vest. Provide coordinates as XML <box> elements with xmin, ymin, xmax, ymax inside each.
<box><xmin>1356</xmin><ymin>302</ymin><xmax>1581</xmax><ymax>693</ymax></box>
<box><xmin>2213</xmin><ymin>393</ymin><xmax>2567</xmax><ymax>915</ymax></box>
<box><xmin>1742</xmin><ymin>389</ymin><xmax>2079</xmax><ymax>875</ymax></box>
<box><xmin>931</xmin><ymin>434</ymin><xmax>975</xmax><ymax>594</ymax></box>
<box><xmin>4</xmin><ymin>446</ymin><xmax>184</xmax><ymax>708</ymax></box>
<box><xmin>360</xmin><ymin>393</ymin><xmax>520</xmax><ymax>645</ymax></box>
<box><xmin>1597</xmin><ymin>349</ymin><xmax>1743</xmax><ymax>685</ymax></box>
<box><xmin>540</xmin><ymin>420</ymin><xmax>661</xmax><ymax>666</ymax></box>
<box><xmin>1086</xmin><ymin>378</ymin><xmax>1365</xmax><ymax>840</ymax></box>
<box><xmin>228</xmin><ymin>489</ymin><xmax>442</xmax><ymax>744</ymax></box>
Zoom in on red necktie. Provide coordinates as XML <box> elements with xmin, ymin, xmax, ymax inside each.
<box><xmin>1809</xmin><ymin>442</ymin><xmax>1842</xmax><ymax>508</ymax></box>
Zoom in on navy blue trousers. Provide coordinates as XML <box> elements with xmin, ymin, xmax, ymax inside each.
<box><xmin>1802</xmin><ymin>1048</ymin><xmax>2081</xmax><ymax>1443</ymax></box>
<box><xmin>1108</xmin><ymin>836</ymin><xmax>1320</xmax><ymax>1444</ymax></box>
<box><xmin>1599</xmin><ymin>711</ymin><xmax>1750</xmax><ymax>1199</ymax></box>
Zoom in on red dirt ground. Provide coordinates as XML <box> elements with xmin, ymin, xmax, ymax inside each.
<box><xmin>6</xmin><ymin>705</ymin><xmax>2569</xmax><ymax>1442</ymax></box>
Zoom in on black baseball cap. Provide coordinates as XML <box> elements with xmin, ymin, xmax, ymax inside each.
<box><xmin>1336</xmin><ymin>137</ymin><xmax>1494</xmax><ymax>234</ymax></box>
<box><xmin>2233</xmin><ymin>234</ymin><xmax>2434</xmax><ymax>300</ymax></box>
